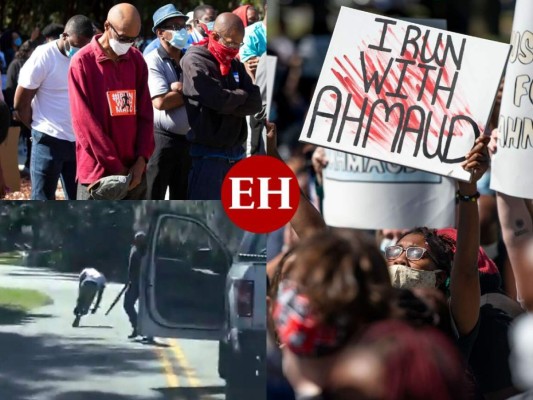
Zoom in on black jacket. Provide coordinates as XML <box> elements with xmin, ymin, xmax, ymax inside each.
<box><xmin>180</xmin><ymin>45</ymin><xmax>262</xmax><ymax>148</ymax></box>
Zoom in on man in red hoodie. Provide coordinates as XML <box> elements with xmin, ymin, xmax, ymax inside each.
<box><xmin>68</xmin><ymin>3</ymin><xmax>154</xmax><ymax>200</ymax></box>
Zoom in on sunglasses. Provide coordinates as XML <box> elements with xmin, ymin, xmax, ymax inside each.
<box><xmin>385</xmin><ymin>245</ymin><xmax>438</xmax><ymax>264</ymax></box>
<box><xmin>108</xmin><ymin>23</ymin><xmax>138</xmax><ymax>43</ymax></box>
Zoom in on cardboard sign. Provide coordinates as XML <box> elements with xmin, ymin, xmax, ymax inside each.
<box><xmin>0</xmin><ymin>127</ymin><xmax>21</xmax><ymax>192</ymax></box>
<box><xmin>299</xmin><ymin>7</ymin><xmax>510</xmax><ymax>181</ymax></box>
<box><xmin>322</xmin><ymin>149</ymin><xmax>455</xmax><ymax>229</ymax></box>
<box><xmin>266</xmin><ymin>55</ymin><xmax>278</xmax><ymax>119</ymax></box>
<box><xmin>491</xmin><ymin>0</ymin><xmax>533</xmax><ymax>199</ymax></box>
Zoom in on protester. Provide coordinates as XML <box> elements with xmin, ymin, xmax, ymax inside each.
<box><xmin>322</xmin><ymin>320</ymin><xmax>469</xmax><ymax>400</ymax></box>
<box><xmin>41</xmin><ymin>23</ymin><xmax>65</xmax><ymax>43</ymax></box>
<box><xmin>14</xmin><ymin>16</ymin><xmax>94</xmax><ymax>200</ymax></box>
<box><xmin>145</xmin><ymin>4</ymin><xmax>191</xmax><ymax>200</ymax></box>
<box><xmin>240</xmin><ymin>1</ymin><xmax>267</xmax><ymax>80</ymax></box>
<box><xmin>68</xmin><ymin>3</ymin><xmax>155</xmax><ymax>200</ymax></box>
<box><xmin>180</xmin><ymin>12</ymin><xmax>261</xmax><ymax>199</ymax></box>
<box><xmin>188</xmin><ymin>4</ymin><xmax>217</xmax><ymax>44</ymax></box>
<box><xmin>5</xmin><ymin>40</ymin><xmax>38</xmax><ymax>174</ymax></box>
<box><xmin>232</xmin><ymin>5</ymin><xmax>260</xmax><ymax>27</ymax></box>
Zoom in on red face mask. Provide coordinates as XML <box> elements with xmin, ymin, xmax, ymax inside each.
<box><xmin>207</xmin><ymin>34</ymin><xmax>239</xmax><ymax>76</ymax></box>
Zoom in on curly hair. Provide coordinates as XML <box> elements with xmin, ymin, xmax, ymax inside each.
<box><xmin>271</xmin><ymin>229</ymin><xmax>393</xmax><ymax>332</ymax></box>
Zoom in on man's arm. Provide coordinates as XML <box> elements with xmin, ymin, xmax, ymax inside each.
<box><xmin>497</xmin><ymin>192</ymin><xmax>533</xmax><ymax>309</ymax></box>
<box><xmin>13</xmin><ymin>86</ymin><xmax>37</xmax><ymax>129</ymax></box>
<box><xmin>148</xmin><ymin>60</ymin><xmax>185</xmax><ymax>110</ymax></box>
<box><xmin>181</xmin><ymin>55</ymin><xmax>249</xmax><ymax>114</ymax></box>
<box><xmin>231</xmin><ymin>63</ymin><xmax>262</xmax><ymax>117</ymax></box>
<box><xmin>68</xmin><ymin>62</ymin><xmax>128</xmax><ymax>176</ymax></box>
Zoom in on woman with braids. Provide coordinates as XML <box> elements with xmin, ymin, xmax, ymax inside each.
<box><xmin>265</xmin><ymin>122</ymin><xmax>491</xmax><ymax>398</ymax></box>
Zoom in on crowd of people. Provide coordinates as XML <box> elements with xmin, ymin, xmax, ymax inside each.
<box><xmin>0</xmin><ymin>1</ymin><xmax>266</xmax><ymax>200</ymax></box>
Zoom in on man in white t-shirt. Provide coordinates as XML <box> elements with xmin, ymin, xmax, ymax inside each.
<box><xmin>13</xmin><ymin>15</ymin><xmax>94</xmax><ymax>200</ymax></box>
<box><xmin>74</xmin><ymin>267</ymin><xmax>107</xmax><ymax>319</ymax></box>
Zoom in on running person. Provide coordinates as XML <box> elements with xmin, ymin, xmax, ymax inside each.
<box><xmin>73</xmin><ymin>267</ymin><xmax>106</xmax><ymax>326</ymax></box>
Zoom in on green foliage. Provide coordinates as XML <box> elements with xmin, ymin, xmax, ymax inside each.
<box><xmin>0</xmin><ymin>201</ymin><xmax>243</xmax><ymax>281</ymax></box>
<box><xmin>1</xmin><ymin>0</ymin><xmax>265</xmax><ymax>38</ymax></box>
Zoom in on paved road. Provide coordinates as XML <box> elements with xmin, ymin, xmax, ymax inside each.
<box><xmin>0</xmin><ymin>264</ymin><xmax>226</xmax><ymax>400</ymax></box>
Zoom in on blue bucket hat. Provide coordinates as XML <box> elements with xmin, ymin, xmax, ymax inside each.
<box><xmin>152</xmin><ymin>4</ymin><xmax>187</xmax><ymax>33</ymax></box>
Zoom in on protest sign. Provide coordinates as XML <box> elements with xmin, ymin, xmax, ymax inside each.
<box><xmin>299</xmin><ymin>7</ymin><xmax>510</xmax><ymax>181</ymax></box>
<box><xmin>322</xmin><ymin>149</ymin><xmax>455</xmax><ymax>229</ymax></box>
<box><xmin>491</xmin><ymin>0</ymin><xmax>533</xmax><ymax>199</ymax></box>
<box><xmin>266</xmin><ymin>55</ymin><xmax>278</xmax><ymax>119</ymax></box>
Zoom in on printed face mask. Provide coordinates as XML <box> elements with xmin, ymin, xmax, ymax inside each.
<box><xmin>109</xmin><ymin>38</ymin><xmax>133</xmax><ymax>56</ymax></box>
<box><xmin>388</xmin><ymin>264</ymin><xmax>441</xmax><ymax>290</ymax></box>
<box><xmin>169</xmin><ymin>29</ymin><xmax>188</xmax><ymax>49</ymax></box>
<box><xmin>273</xmin><ymin>280</ymin><xmax>350</xmax><ymax>357</ymax></box>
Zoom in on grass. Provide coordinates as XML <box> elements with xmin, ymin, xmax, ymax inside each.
<box><xmin>0</xmin><ymin>252</ymin><xmax>23</xmax><ymax>266</ymax></box>
<box><xmin>0</xmin><ymin>287</ymin><xmax>53</xmax><ymax>325</ymax></box>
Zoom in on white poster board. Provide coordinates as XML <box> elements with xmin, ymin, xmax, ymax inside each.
<box><xmin>322</xmin><ymin>149</ymin><xmax>455</xmax><ymax>229</ymax></box>
<box><xmin>299</xmin><ymin>7</ymin><xmax>510</xmax><ymax>181</ymax></box>
<box><xmin>490</xmin><ymin>0</ymin><xmax>533</xmax><ymax>199</ymax></box>
<box><xmin>266</xmin><ymin>55</ymin><xmax>277</xmax><ymax>120</ymax></box>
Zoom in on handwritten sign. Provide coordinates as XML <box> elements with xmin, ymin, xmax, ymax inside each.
<box><xmin>299</xmin><ymin>7</ymin><xmax>510</xmax><ymax>181</ymax></box>
<box><xmin>491</xmin><ymin>0</ymin><xmax>533</xmax><ymax>199</ymax></box>
<box><xmin>322</xmin><ymin>149</ymin><xmax>455</xmax><ymax>229</ymax></box>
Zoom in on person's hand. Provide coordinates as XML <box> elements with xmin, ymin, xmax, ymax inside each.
<box><xmin>311</xmin><ymin>147</ymin><xmax>329</xmax><ymax>186</ymax></box>
<box><xmin>488</xmin><ymin>128</ymin><xmax>498</xmax><ymax>156</ymax></box>
<box><xmin>461</xmin><ymin>135</ymin><xmax>490</xmax><ymax>184</ymax></box>
<box><xmin>266</xmin><ymin>121</ymin><xmax>279</xmax><ymax>159</ymax></box>
<box><xmin>170</xmin><ymin>82</ymin><xmax>183</xmax><ymax>93</ymax></box>
<box><xmin>128</xmin><ymin>157</ymin><xmax>146</xmax><ymax>190</ymax></box>
<box><xmin>245</xmin><ymin>57</ymin><xmax>259</xmax><ymax>72</ymax></box>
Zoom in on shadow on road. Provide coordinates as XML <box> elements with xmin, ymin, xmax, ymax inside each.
<box><xmin>52</xmin><ymin>391</ymin><xmax>156</xmax><ymax>400</ymax></box>
<box><xmin>154</xmin><ymin>386</ymin><xmax>225</xmax><ymax>400</ymax></box>
<box><xmin>0</xmin><ymin>306</ymin><xmax>53</xmax><ymax>326</ymax></box>
<box><xmin>0</xmin><ymin>331</ymin><xmax>180</xmax><ymax>400</ymax></box>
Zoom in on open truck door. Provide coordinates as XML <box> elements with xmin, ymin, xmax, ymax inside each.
<box><xmin>138</xmin><ymin>213</ymin><xmax>232</xmax><ymax>340</ymax></box>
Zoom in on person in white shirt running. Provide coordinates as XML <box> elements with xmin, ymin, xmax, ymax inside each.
<box><xmin>73</xmin><ymin>267</ymin><xmax>106</xmax><ymax>326</ymax></box>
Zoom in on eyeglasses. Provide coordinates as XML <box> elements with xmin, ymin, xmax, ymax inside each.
<box><xmin>214</xmin><ymin>32</ymin><xmax>243</xmax><ymax>49</ymax></box>
<box><xmin>385</xmin><ymin>245</ymin><xmax>438</xmax><ymax>264</ymax></box>
<box><xmin>160</xmin><ymin>23</ymin><xmax>186</xmax><ymax>31</ymax></box>
<box><xmin>108</xmin><ymin>23</ymin><xmax>138</xmax><ymax>43</ymax></box>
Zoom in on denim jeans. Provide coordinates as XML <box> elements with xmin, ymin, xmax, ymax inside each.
<box><xmin>187</xmin><ymin>157</ymin><xmax>239</xmax><ymax>200</ymax></box>
<box><xmin>30</xmin><ymin>129</ymin><xmax>76</xmax><ymax>200</ymax></box>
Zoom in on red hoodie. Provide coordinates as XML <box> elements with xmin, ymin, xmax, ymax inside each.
<box><xmin>68</xmin><ymin>34</ymin><xmax>154</xmax><ymax>184</ymax></box>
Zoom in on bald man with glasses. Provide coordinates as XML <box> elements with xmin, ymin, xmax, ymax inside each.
<box><xmin>68</xmin><ymin>3</ymin><xmax>155</xmax><ymax>200</ymax></box>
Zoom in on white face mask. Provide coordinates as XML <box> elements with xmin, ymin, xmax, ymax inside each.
<box><xmin>388</xmin><ymin>264</ymin><xmax>441</xmax><ymax>290</ymax></box>
<box><xmin>109</xmin><ymin>38</ymin><xmax>133</xmax><ymax>56</ymax></box>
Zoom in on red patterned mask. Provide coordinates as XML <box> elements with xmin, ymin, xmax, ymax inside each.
<box><xmin>207</xmin><ymin>34</ymin><xmax>239</xmax><ymax>76</ymax></box>
<box><xmin>273</xmin><ymin>280</ymin><xmax>350</xmax><ymax>357</ymax></box>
